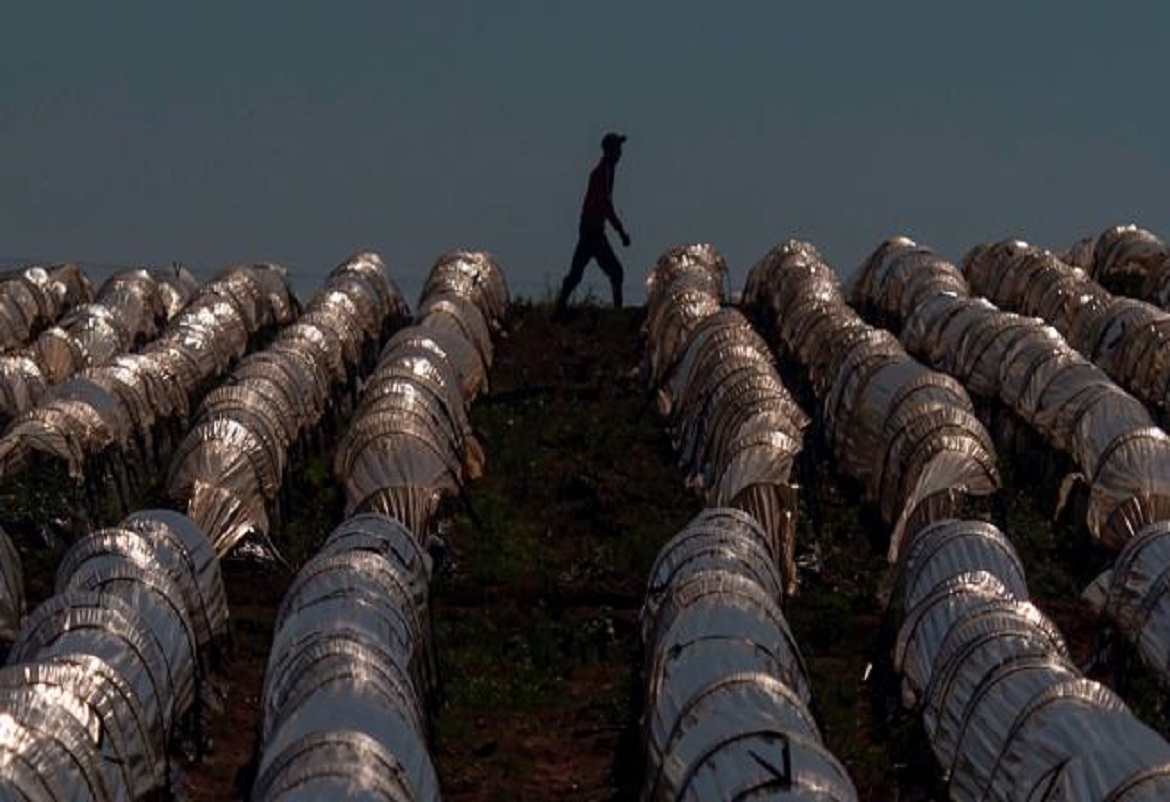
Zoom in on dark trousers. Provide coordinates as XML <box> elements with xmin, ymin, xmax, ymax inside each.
<box><xmin>557</xmin><ymin>225</ymin><xmax>623</xmax><ymax>309</ymax></box>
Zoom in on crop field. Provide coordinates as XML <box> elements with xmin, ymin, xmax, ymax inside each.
<box><xmin>3</xmin><ymin>228</ymin><xmax>1170</xmax><ymax>800</ymax></box>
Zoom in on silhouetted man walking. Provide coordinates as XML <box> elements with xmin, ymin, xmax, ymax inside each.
<box><xmin>555</xmin><ymin>132</ymin><xmax>631</xmax><ymax>316</ymax></box>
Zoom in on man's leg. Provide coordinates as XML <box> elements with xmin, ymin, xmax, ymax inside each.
<box><xmin>595</xmin><ymin>236</ymin><xmax>624</xmax><ymax>308</ymax></box>
<box><xmin>556</xmin><ymin>236</ymin><xmax>594</xmax><ymax>316</ymax></box>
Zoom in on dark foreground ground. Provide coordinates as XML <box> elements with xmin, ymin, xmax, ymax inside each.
<box><xmin>8</xmin><ymin>302</ymin><xmax>1170</xmax><ymax>801</ymax></box>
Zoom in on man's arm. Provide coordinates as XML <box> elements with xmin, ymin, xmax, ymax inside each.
<box><xmin>607</xmin><ymin>206</ymin><xmax>630</xmax><ymax>246</ymax></box>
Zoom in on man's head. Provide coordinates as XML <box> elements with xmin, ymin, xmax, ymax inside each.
<box><xmin>601</xmin><ymin>132</ymin><xmax>626</xmax><ymax>161</ymax></box>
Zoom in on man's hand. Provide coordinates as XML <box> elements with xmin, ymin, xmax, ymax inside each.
<box><xmin>620</xmin><ymin>231</ymin><xmax>631</xmax><ymax>247</ymax></box>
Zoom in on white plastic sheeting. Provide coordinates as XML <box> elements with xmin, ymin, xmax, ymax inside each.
<box><xmin>419</xmin><ymin>250</ymin><xmax>510</xmax><ymax>337</ymax></box>
<box><xmin>0</xmin><ymin>263</ymin><xmax>297</xmax><ymax>496</ymax></box>
<box><xmin>0</xmin><ymin>263</ymin><xmax>93</xmax><ymax>354</ymax></box>
<box><xmin>335</xmin><ymin>251</ymin><xmax>507</xmax><ymax>537</ymax></box>
<box><xmin>964</xmin><ymin>238</ymin><xmax>1170</xmax><ymax>423</ymax></box>
<box><xmin>743</xmin><ymin>240</ymin><xmax>999</xmax><ymax>561</ymax></box>
<box><xmin>259</xmin><ymin>252</ymin><xmax>507</xmax><ymax>799</ymax></box>
<box><xmin>1085</xmin><ymin>521</ymin><xmax>1170</xmax><ymax>689</ymax></box>
<box><xmin>644</xmin><ymin>244</ymin><xmax>807</xmax><ymax>593</ymax></box>
<box><xmin>166</xmin><ymin>252</ymin><xmax>409</xmax><ymax>557</ymax></box>
<box><xmin>0</xmin><ymin>510</ymin><xmax>225</xmax><ymax>800</ymax></box>
<box><xmin>640</xmin><ymin>508</ymin><xmax>858</xmax><ymax>801</ymax></box>
<box><xmin>855</xmin><ymin>237</ymin><xmax>1170</xmax><ymax>550</ymax></box>
<box><xmin>253</xmin><ymin>513</ymin><xmax>439</xmax><ymax>802</ymax></box>
<box><xmin>849</xmin><ymin>237</ymin><xmax>970</xmax><ymax>334</ymax></box>
<box><xmin>889</xmin><ymin>518</ymin><xmax>1170</xmax><ymax>799</ymax></box>
<box><xmin>1081</xmin><ymin>223</ymin><xmax>1170</xmax><ymax>307</ymax></box>
<box><xmin>644</xmin><ymin>244</ymin><xmax>729</xmax><ymax>391</ymax></box>
<box><xmin>854</xmin><ymin>236</ymin><xmax>1170</xmax><ymax>711</ymax></box>
<box><xmin>97</xmin><ymin>509</ymin><xmax>228</xmax><ymax>659</ymax></box>
<box><xmin>0</xmin><ymin>267</ymin><xmax>194</xmax><ymax>425</ymax></box>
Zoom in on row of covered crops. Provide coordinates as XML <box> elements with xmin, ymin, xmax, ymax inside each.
<box><xmin>0</xmin><ymin>265</ymin><xmax>199</xmax><ymax>424</ymax></box>
<box><xmin>0</xmin><ymin>252</ymin><xmax>509</xmax><ymax>798</ymax></box>
<box><xmin>0</xmin><ymin>508</ymin><xmax>226</xmax><ymax>798</ymax></box>
<box><xmin>0</xmin><ymin>263</ymin><xmax>298</xmax><ymax>535</ymax></box>
<box><xmin>852</xmin><ymin>230</ymin><xmax>1170</xmax><ymax>713</ymax></box>
<box><xmin>852</xmin><ymin>237</ymin><xmax>1170</xmax><ymax>549</ymax></box>
<box><xmin>163</xmin><ymin>253</ymin><xmax>409</xmax><ymax>558</ymax></box>
<box><xmin>1066</xmin><ymin>223</ymin><xmax>1170</xmax><ymax>310</ymax></box>
<box><xmin>0</xmin><ymin>262</ymin><xmax>300</xmax><ymax>640</ymax></box>
<box><xmin>741</xmin><ymin>238</ymin><xmax>1170</xmax><ymax>798</ymax></box>
<box><xmin>8</xmin><ymin>225</ymin><xmax>1170</xmax><ymax>797</ymax></box>
<box><xmin>1044</xmin><ymin>224</ymin><xmax>1170</xmax><ymax>687</ymax></box>
<box><xmin>0</xmin><ymin>264</ymin><xmax>91</xmax><ymax>355</ymax></box>
<box><xmin>742</xmin><ymin>240</ymin><xmax>1001</xmax><ymax>561</ymax></box>
<box><xmin>639</xmin><ymin>244</ymin><xmax>857</xmax><ymax>799</ymax></box>
<box><xmin>966</xmin><ymin>236</ymin><xmax>1170</xmax><ymax>429</ymax></box>
<box><xmin>251</xmin><ymin>252</ymin><xmax>508</xmax><ymax>800</ymax></box>
<box><xmin>0</xmin><ymin>260</ymin><xmax>305</xmax><ymax>797</ymax></box>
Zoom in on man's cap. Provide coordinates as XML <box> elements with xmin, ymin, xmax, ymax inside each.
<box><xmin>601</xmin><ymin>132</ymin><xmax>627</xmax><ymax>150</ymax></box>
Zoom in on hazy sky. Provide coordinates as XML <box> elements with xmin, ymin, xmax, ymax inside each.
<box><xmin>3</xmin><ymin>2</ymin><xmax>1168</xmax><ymax>304</ymax></box>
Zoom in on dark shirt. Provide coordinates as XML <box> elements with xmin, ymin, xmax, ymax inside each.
<box><xmin>579</xmin><ymin>159</ymin><xmax>616</xmax><ymax>231</ymax></box>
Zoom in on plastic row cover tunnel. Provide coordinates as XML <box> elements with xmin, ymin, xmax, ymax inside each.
<box><xmin>742</xmin><ymin>240</ymin><xmax>1000</xmax><ymax>560</ymax></box>
<box><xmin>0</xmin><ymin>263</ymin><xmax>92</xmax><ymax>354</ymax></box>
<box><xmin>336</xmin><ymin>251</ymin><xmax>508</xmax><ymax>537</ymax></box>
<box><xmin>256</xmin><ymin>252</ymin><xmax>508</xmax><ymax>800</ymax></box>
<box><xmin>252</xmin><ymin>513</ymin><xmax>438</xmax><ymax>801</ymax></box>
<box><xmin>887</xmin><ymin>518</ymin><xmax>1170</xmax><ymax>799</ymax></box>
<box><xmin>167</xmin><ymin>252</ymin><xmax>409</xmax><ymax>557</ymax></box>
<box><xmin>644</xmin><ymin>244</ymin><xmax>729</xmax><ymax>390</ymax></box>
<box><xmin>963</xmin><ymin>239</ymin><xmax>1170</xmax><ymax>423</ymax></box>
<box><xmin>640</xmin><ymin>508</ymin><xmax>857</xmax><ymax>801</ymax></box>
<box><xmin>1068</xmin><ymin>223</ymin><xmax>1170</xmax><ymax>309</ymax></box>
<box><xmin>0</xmin><ymin>266</ymin><xmax>198</xmax><ymax>426</ymax></box>
<box><xmin>855</xmin><ymin>237</ymin><xmax>1170</xmax><ymax>550</ymax></box>
<box><xmin>1085</xmin><ymin>521</ymin><xmax>1170</xmax><ymax>692</ymax></box>
<box><xmin>419</xmin><ymin>250</ymin><xmax>510</xmax><ymax>339</ymax></box>
<box><xmin>644</xmin><ymin>244</ymin><xmax>807</xmax><ymax>594</ymax></box>
<box><xmin>0</xmin><ymin>509</ymin><xmax>226</xmax><ymax>800</ymax></box>
<box><xmin>855</xmin><ymin>238</ymin><xmax>1170</xmax><ymax>699</ymax></box>
<box><xmin>0</xmin><ymin>263</ymin><xmax>296</xmax><ymax>491</ymax></box>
